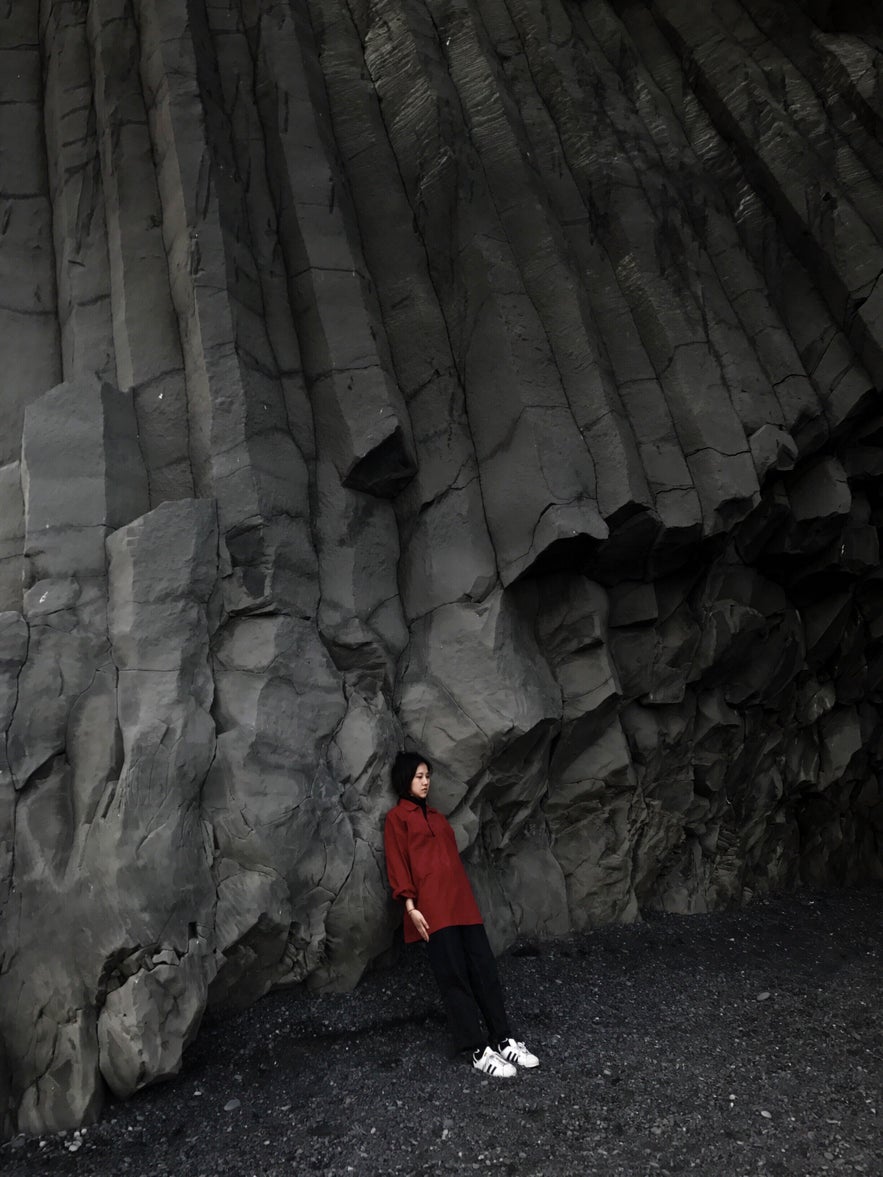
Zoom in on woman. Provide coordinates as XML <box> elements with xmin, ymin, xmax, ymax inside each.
<box><xmin>384</xmin><ymin>751</ymin><xmax>540</xmax><ymax>1078</ymax></box>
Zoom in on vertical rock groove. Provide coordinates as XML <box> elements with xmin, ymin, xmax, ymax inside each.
<box><xmin>0</xmin><ymin>3</ymin><xmax>61</xmax><ymax>466</ymax></box>
<box><xmin>87</xmin><ymin>0</ymin><xmax>195</xmax><ymax>505</ymax></box>
<box><xmin>40</xmin><ymin>0</ymin><xmax>117</xmax><ymax>387</ymax></box>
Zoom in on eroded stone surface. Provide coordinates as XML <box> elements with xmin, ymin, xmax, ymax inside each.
<box><xmin>0</xmin><ymin>0</ymin><xmax>881</xmax><ymax>1141</ymax></box>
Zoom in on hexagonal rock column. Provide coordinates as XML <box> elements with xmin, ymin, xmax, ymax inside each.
<box><xmin>96</xmin><ymin>497</ymin><xmax>220</xmax><ymax>1101</ymax></box>
<box><xmin>1</xmin><ymin>377</ymin><xmax>148</xmax><ymax>1136</ymax></box>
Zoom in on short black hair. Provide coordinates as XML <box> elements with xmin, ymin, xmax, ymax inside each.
<box><xmin>391</xmin><ymin>751</ymin><xmax>432</xmax><ymax>798</ymax></box>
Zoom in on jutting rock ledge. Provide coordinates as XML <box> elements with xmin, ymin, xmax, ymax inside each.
<box><xmin>0</xmin><ymin>0</ymin><xmax>881</xmax><ymax>1139</ymax></box>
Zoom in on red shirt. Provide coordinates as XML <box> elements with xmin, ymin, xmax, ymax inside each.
<box><xmin>384</xmin><ymin>799</ymin><xmax>483</xmax><ymax>943</ymax></box>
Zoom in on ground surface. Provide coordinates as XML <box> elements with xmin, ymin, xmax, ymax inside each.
<box><xmin>3</xmin><ymin>887</ymin><xmax>881</xmax><ymax>1177</ymax></box>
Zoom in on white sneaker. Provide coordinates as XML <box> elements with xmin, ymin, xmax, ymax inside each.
<box><xmin>472</xmin><ymin>1045</ymin><xmax>516</xmax><ymax>1078</ymax></box>
<box><xmin>497</xmin><ymin>1038</ymin><xmax>540</xmax><ymax>1068</ymax></box>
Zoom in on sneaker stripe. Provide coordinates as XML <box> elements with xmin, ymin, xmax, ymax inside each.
<box><xmin>473</xmin><ymin>1046</ymin><xmax>516</xmax><ymax>1076</ymax></box>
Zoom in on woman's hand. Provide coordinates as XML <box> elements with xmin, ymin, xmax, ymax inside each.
<box><xmin>408</xmin><ymin>907</ymin><xmax>430</xmax><ymax>941</ymax></box>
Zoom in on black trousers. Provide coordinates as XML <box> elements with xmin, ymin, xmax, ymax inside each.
<box><xmin>426</xmin><ymin>924</ymin><xmax>511</xmax><ymax>1054</ymax></box>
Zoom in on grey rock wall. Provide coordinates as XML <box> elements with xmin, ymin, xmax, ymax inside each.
<box><xmin>0</xmin><ymin>0</ymin><xmax>881</xmax><ymax>1139</ymax></box>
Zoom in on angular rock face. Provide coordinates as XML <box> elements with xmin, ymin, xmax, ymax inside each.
<box><xmin>0</xmin><ymin>0</ymin><xmax>881</xmax><ymax>1139</ymax></box>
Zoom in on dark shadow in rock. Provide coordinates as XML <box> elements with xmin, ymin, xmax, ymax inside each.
<box><xmin>511</xmin><ymin>531</ymin><xmax>602</xmax><ymax>583</ymax></box>
<box><xmin>343</xmin><ymin>425</ymin><xmax>416</xmax><ymax>497</ymax></box>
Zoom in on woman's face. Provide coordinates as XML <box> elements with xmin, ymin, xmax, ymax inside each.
<box><xmin>409</xmin><ymin>763</ymin><xmax>431</xmax><ymax>799</ymax></box>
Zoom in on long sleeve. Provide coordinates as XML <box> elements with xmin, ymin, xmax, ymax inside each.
<box><xmin>385</xmin><ymin>801</ymin><xmax>483</xmax><ymax>943</ymax></box>
<box><xmin>384</xmin><ymin>810</ymin><xmax>416</xmax><ymax>902</ymax></box>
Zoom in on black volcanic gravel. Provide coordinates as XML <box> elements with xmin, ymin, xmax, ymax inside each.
<box><xmin>2</xmin><ymin>887</ymin><xmax>881</xmax><ymax>1177</ymax></box>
